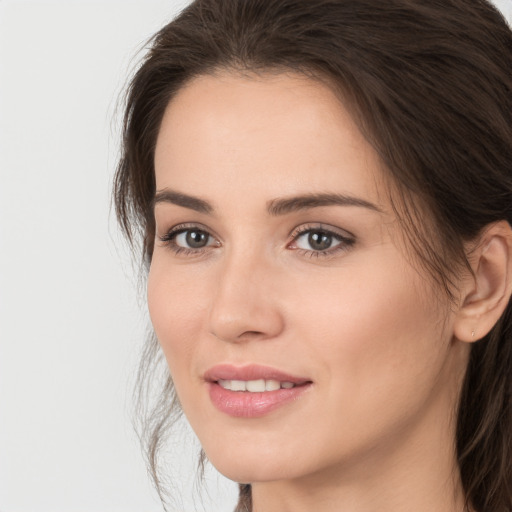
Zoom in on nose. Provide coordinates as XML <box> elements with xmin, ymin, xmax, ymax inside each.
<box><xmin>208</xmin><ymin>250</ymin><xmax>285</xmax><ymax>344</ymax></box>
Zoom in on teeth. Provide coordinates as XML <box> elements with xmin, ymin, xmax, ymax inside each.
<box><xmin>246</xmin><ymin>379</ymin><xmax>265</xmax><ymax>392</ymax></box>
<box><xmin>231</xmin><ymin>380</ymin><xmax>246</xmax><ymax>392</ymax></box>
<box><xmin>265</xmin><ymin>379</ymin><xmax>280</xmax><ymax>391</ymax></box>
<box><xmin>217</xmin><ymin>379</ymin><xmax>297</xmax><ymax>392</ymax></box>
<box><xmin>218</xmin><ymin>379</ymin><xmax>232</xmax><ymax>390</ymax></box>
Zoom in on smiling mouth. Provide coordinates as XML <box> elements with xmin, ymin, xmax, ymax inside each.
<box><xmin>204</xmin><ymin>364</ymin><xmax>313</xmax><ymax>417</ymax></box>
<box><xmin>208</xmin><ymin>379</ymin><xmax>312</xmax><ymax>418</ymax></box>
<box><xmin>217</xmin><ymin>379</ymin><xmax>300</xmax><ymax>392</ymax></box>
<box><xmin>204</xmin><ymin>364</ymin><xmax>311</xmax><ymax>389</ymax></box>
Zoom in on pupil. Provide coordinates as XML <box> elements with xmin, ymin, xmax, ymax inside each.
<box><xmin>308</xmin><ymin>231</ymin><xmax>332</xmax><ymax>251</ymax></box>
<box><xmin>186</xmin><ymin>230</ymin><xmax>208</xmax><ymax>248</ymax></box>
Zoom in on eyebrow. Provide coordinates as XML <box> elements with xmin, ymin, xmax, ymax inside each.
<box><xmin>153</xmin><ymin>189</ymin><xmax>213</xmax><ymax>214</ymax></box>
<box><xmin>153</xmin><ymin>189</ymin><xmax>382</xmax><ymax>215</ymax></box>
<box><xmin>267</xmin><ymin>193</ymin><xmax>382</xmax><ymax>215</ymax></box>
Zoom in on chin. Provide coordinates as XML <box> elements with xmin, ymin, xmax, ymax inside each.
<box><xmin>203</xmin><ymin>440</ymin><xmax>313</xmax><ymax>484</ymax></box>
<box><xmin>211</xmin><ymin>459</ymin><xmax>292</xmax><ymax>484</ymax></box>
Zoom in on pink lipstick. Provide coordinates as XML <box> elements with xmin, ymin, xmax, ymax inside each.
<box><xmin>204</xmin><ymin>364</ymin><xmax>312</xmax><ymax>418</ymax></box>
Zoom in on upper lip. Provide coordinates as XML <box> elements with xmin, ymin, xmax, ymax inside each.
<box><xmin>204</xmin><ymin>364</ymin><xmax>311</xmax><ymax>385</ymax></box>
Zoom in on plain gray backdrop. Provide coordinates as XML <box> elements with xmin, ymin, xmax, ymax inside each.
<box><xmin>0</xmin><ymin>1</ymin><xmax>237</xmax><ymax>511</ymax></box>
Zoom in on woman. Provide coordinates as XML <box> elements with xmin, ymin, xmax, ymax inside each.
<box><xmin>114</xmin><ymin>1</ymin><xmax>512</xmax><ymax>511</ymax></box>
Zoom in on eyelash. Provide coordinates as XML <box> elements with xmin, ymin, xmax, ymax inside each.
<box><xmin>158</xmin><ymin>223</ymin><xmax>355</xmax><ymax>259</ymax></box>
<box><xmin>158</xmin><ymin>223</ymin><xmax>217</xmax><ymax>257</ymax></box>
<box><xmin>289</xmin><ymin>224</ymin><xmax>355</xmax><ymax>258</ymax></box>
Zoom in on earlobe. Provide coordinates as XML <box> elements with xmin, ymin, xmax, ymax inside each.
<box><xmin>453</xmin><ymin>221</ymin><xmax>512</xmax><ymax>343</ymax></box>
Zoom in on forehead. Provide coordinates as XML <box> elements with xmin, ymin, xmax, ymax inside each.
<box><xmin>154</xmin><ymin>71</ymin><xmax>386</xmax><ymax>205</ymax></box>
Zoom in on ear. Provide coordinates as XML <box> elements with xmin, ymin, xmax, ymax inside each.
<box><xmin>453</xmin><ymin>221</ymin><xmax>512</xmax><ymax>343</ymax></box>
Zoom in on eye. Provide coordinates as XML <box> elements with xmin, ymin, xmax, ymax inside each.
<box><xmin>289</xmin><ymin>225</ymin><xmax>355</xmax><ymax>257</ymax></box>
<box><xmin>159</xmin><ymin>224</ymin><xmax>220</xmax><ymax>255</ymax></box>
<box><xmin>295</xmin><ymin>230</ymin><xmax>339</xmax><ymax>251</ymax></box>
<box><xmin>174</xmin><ymin>229</ymin><xmax>213</xmax><ymax>249</ymax></box>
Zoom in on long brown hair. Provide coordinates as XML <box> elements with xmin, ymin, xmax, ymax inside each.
<box><xmin>114</xmin><ymin>1</ymin><xmax>512</xmax><ymax>511</ymax></box>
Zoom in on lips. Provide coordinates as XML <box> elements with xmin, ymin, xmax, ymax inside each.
<box><xmin>204</xmin><ymin>363</ymin><xmax>311</xmax><ymax>384</ymax></box>
<box><xmin>204</xmin><ymin>364</ymin><xmax>313</xmax><ymax>418</ymax></box>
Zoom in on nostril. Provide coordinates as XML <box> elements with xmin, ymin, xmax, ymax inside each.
<box><xmin>236</xmin><ymin>330</ymin><xmax>268</xmax><ymax>341</ymax></box>
<box><xmin>210</xmin><ymin>330</ymin><xmax>265</xmax><ymax>342</ymax></box>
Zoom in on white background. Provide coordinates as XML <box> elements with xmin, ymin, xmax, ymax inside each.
<box><xmin>0</xmin><ymin>1</ymin><xmax>510</xmax><ymax>511</ymax></box>
<box><xmin>0</xmin><ymin>1</ymin><xmax>237</xmax><ymax>511</ymax></box>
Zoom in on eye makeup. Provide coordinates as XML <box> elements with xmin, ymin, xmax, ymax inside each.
<box><xmin>157</xmin><ymin>221</ymin><xmax>356</xmax><ymax>260</ymax></box>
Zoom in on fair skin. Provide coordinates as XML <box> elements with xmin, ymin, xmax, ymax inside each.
<box><xmin>148</xmin><ymin>71</ymin><xmax>512</xmax><ymax>512</ymax></box>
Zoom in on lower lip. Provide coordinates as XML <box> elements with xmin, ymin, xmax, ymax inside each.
<box><xmin>208</xmin><ymin>382</ymin><xmax>312</xmax><ymax>418</ymax></box>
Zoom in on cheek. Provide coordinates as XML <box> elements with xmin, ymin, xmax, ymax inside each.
<box><xmin>287</xmin><ymin>253</ymin><xmax>448</xmax><ymax>403</ymax></box>
<box><xmin>147</xmin><ymin>258</ymin><xmax>209</xmax><ymax>376</ymax></box>
<box><xmin>267</xmin><ymin>258</ymin><xmax>454</xmax><ymax>471</ymax></box>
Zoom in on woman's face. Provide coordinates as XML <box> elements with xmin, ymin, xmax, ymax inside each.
<box><xmin>149</xmin><ymin>72</ymin><xmax>468</xmax><ymax>484</ymax></box>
